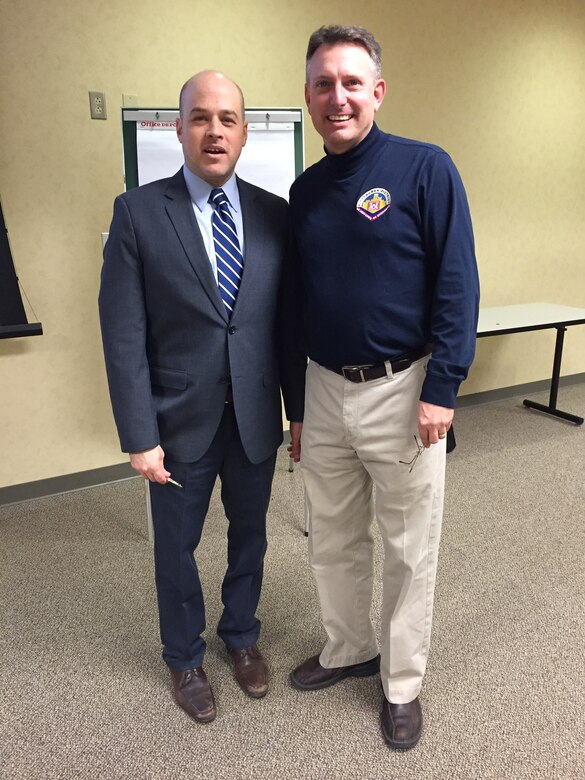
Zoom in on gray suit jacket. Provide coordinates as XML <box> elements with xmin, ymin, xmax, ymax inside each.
<box><xmin>99</xmin><ymin>169</ymin><xmax>298</xmax><ymax>464</ymax></box>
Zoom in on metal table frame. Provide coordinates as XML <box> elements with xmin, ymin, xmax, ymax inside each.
<box><xmin>477</xmin><ymin>303</ymin><xmax>585</xmax><ymax>425</ymax></box>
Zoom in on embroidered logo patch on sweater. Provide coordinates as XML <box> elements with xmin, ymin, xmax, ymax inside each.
<box><xmin>356</xmin><ymin>188</ymin><xmax>391</xmax><ymax>221</ymax></box>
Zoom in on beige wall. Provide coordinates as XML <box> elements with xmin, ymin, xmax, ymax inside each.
<box><xmin>1</xmin><ymin>0</ymin><xmax>583</xmax><ymax>488</ymax></box>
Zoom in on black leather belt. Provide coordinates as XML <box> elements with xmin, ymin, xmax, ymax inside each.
<box><xmin>326</xmin><ymin>345</ymin><xmax>432</xmax><ymax>384</ymax></box>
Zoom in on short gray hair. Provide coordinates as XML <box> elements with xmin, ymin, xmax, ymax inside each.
<box><xmin>306</xmin><ymin>25</ymin><xmax>382</xmax><ymax>80</ymax></box>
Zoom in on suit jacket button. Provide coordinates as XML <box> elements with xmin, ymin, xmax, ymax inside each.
<box><xmin>228</xmin><ymin>326</ymin><xmax>237</xmax><ymax>335</ymax></box>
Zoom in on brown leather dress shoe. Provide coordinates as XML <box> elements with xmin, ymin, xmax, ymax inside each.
<box><xmin>228</xmin><ymin>645</ymin><xmax>268</xmax><ymax>698</ymax></box>
<box><xmin>290</xmin><ymin>653</ymin><xmax>380</xmax><ymax>691</ymax></box>
<box><xmin>170</xmin><ymin>667</ymin><xmax>216</xmax><ymax>723</ymax></box>
<box><xmin>380</xmin><ymin>696</ymin><xmax>422</xmax><ymax>749</ymax></box>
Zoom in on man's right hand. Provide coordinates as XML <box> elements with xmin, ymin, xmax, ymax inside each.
<box><xmin>129</xmin><ymin>445</ymin><xmax>170</xmax><ymax>483</ymax></box>
<box><xmin>288</xmin><ymin>421</ymin><xmax>303</xmax><ymax>463</ymax></box>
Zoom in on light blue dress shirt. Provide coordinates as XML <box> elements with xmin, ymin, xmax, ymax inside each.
<box><xmin>182</xmin><ymin>166</ymin><xmax>245</xmax><ymax>282</ymax></box>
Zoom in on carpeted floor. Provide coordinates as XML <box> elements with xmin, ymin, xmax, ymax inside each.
<box><xmin>1</xmin><ymin>384</ymin><xmax>584</xmax><ymax>779</ymax></box>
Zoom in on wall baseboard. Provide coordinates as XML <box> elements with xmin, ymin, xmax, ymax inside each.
<box><xmin>1</xmin><ymin>372</ymin><xmax>583</xmax><ymax>507</ymax></box>
<box><xmin>0</xmin><ymin>462</ymin><xmax>137</xmax><ymax>507</ymax></box>
<box><xmin>457</xmin><ymin>371</ymin><xmax>585</xmax><ymax>408</ymax></box>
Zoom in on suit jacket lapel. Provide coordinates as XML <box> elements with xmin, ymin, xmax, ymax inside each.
<box><xmin>234</xmin><ymin>178</ymin><xmax>265</xmax><ymax>317</ymax></box>
<box><xmin>164</xmin><ymin>169</ymin><xmax>228</xmax><ymax>321</ymax></box>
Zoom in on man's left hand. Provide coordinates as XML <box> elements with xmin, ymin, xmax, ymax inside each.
<box><xmin>418</xmin><ymin>401</ymin><xmax>454</xmax><ymax>448</ymax></box>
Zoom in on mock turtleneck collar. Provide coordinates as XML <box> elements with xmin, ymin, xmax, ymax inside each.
<box><xmin>323</xmin><ymin>122</ymin><xmax>384</xmax><ymax>179</ymax></box>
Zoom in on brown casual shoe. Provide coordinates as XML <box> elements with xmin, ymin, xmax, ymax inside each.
<box><xmin>290</xmin><ymin>653</ymin><xmax>380</xmax><ymax>691</ymax></box>
<box><xmin>228</xmin><ymin>645</ymin><xmax>268</xmax><ymax>698</ymax></box>
<box><xmin>170</xmin><ymin>667</ymin><xmax>216</xmax><ymax>723</ymax></box>
<box><xmin>380</xmin><ymin>696</ymin><xmax>422</xmax><ymax>749</ymax></box>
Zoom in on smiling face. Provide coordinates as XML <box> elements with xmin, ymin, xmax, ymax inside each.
<box><xmin>305</xmin><ymin>42</ymin><xmax>386</xmax><ymax>155</ymax></box>
<box><xmin>176</xmin><ymin>72</ymin><xmax>248</xmax><ymax>186</ymax></box>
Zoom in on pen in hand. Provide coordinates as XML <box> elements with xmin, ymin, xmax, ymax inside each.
<box><xmin>166</xmin><ymin>477</ymin><xmax>183</xmax><ymax>489</ymax></box>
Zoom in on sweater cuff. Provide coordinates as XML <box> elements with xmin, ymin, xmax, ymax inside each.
<box><xmin>420</xmin><ymin>373</ymin><xmax>460</xmax><ymax>409</ymax></box>
<box><xmin>283</xmin><ymin>398</ymin><xmax>305</xmax><ymax>424</ymax></box>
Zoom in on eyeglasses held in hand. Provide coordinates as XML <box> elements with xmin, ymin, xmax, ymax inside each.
<box><xmin>399</xmin><ymin>435</ymin><xmax>424</xmax><ymax>473</ymax></box>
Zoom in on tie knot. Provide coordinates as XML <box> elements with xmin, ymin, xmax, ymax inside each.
<box><xmin>209</xmin><ymin>188</ymin><xmax>227</xmax><ymax>207</ymax></box>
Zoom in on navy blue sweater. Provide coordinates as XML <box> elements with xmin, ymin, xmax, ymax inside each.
<box><xmin>289</xmin><ymin>123</ymin><xmax>480</xmax><ymax>409</ymax></box>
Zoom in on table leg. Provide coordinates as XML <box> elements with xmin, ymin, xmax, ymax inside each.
<box><xmin>523</xmin><ymin>327</ymin><xmax>584</xmax><ymax>425</ymax></box>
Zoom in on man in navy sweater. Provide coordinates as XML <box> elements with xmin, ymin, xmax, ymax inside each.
<box><xmin>286</xmin><ymin>25</ymin><xmax>479</xmax><ymax>749</ymax></box>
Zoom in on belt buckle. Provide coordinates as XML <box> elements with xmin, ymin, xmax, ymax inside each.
<box><xmin>341</xmin><ymin>364</ymin><xmax>372</xmax><ymax>382</ymax></box>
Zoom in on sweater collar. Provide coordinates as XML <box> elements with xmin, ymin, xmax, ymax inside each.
<box><xmin>323</xmin><ymin>123</ymin><xmax>384</xmax><ymax>178</ymax></box>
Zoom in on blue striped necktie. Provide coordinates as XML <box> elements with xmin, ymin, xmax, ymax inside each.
<box><xmin>209</xmin><ymin>188</ymin><xmax>244</xmax><ymax>317</ymax></box>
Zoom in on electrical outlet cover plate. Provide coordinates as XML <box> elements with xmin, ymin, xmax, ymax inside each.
<box><xmin>89</xmin><ymin>91</ymin><xmax>107</xmax><ymax>120</ymax></box>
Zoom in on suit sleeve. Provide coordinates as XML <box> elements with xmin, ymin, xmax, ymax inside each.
<box><xmin>98</xmin><ymin>195</ymin><xmax>160</xmax><ymax>453</ymax></box>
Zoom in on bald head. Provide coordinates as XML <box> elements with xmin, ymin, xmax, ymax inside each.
<box><xmin>179</xmin><ymin>71</ymin><xmax>245</xmax><ymax>121</ymax></box>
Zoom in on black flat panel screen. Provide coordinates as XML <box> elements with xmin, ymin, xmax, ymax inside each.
<box><xmin>0</xmin><ymin>202</ymin><xmax>42</xmax><ymax>338</ymax></box>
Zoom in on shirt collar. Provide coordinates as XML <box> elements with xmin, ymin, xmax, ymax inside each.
<box><xmin>182</xmin><ymin>166</ymin><xmax>240</xmax><ymax>214</ymax></box>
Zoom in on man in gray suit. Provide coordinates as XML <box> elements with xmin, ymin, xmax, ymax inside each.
<box><xmin>99</xmin><ymin>71</ymin><xmax>304</xmax><ymax>724</ymax></box>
